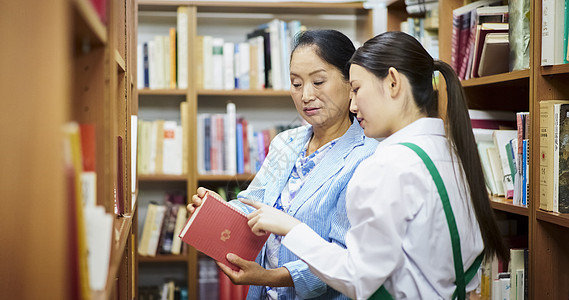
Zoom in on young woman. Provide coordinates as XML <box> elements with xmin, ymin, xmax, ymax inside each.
<box><xmin>243</xmin><ymin>31</ymin><xmax>509</xmax><ymax>299</ymax></box>
<box><xmin>188</xmin><ymin>30</ymin><xmax>378</xmax><ymax>299</ymax></box>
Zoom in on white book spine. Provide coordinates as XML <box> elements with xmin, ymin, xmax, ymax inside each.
<box><xmin>153</xmin><ymin>36</ymin><xmax>164</xmax><ymax>89</ymax></box>
<box><xmin>170</xmin><ymin>206</ymin><xmax>187</xmax><ymax>255</ymax></box>
<box><xmin>279</xmin><ymin>20</ymin><xmax>290</xmax><ymax>90</ymax></box>
<box><xmin>269</xmin><ymin>19</ymin><xmax>282</xmax><ymax>90</ymax></box>
<box><xmin>223</xmin><ymin>42</ymin><xmax>235</xmax><ymax>90</ymax></box>
<box><xmin>177</xmin><ymin>7</ymin><xmax>188</xmax><ymax>89</ymax></box>
<box><xmin>238</xmin><ymin>42</ymin><xmax>250</xmax><ymax>90</ymax></box>
<box><xmin>147</xmin><ymin>205</ymin><xmax>166</xmax><ymax>257</ymax></box>
<box><xmin>203</xmin><ymin>36</ymin><xmax>214</xmax><ymax>89</ymax></box>
<box><xmin>162</xmin><ymin>36</ymin><xmax>170</xmax><ymax>89</ymax></box>
<box><xmin>148</xmin><ymin>40</ymin><xmax>158</xmax><ymax>89</ymax></box>
<box><xmin>541</xmin><ymin>0</ymin><xmax>555</xmax><ymax>65</ymax></box>
<box><xmin>247</xmin><ymin>124</ymin><xmax>257</xmax><ymax>173</ymax></box>
<box><xmin>162</xmin><ymin>121</ymin><xmax>177</xmax><ymax>174</ymax></box>
<box><xmin>212</xmin><ymin>38</ymin><xmax>224</xmax><ymax>90</ymax></box>
<box><xmin>255</xmin><ymin>36</ymin><xmax>266</xmax><ymax>89</ymax></box>
<box><xmin>226</xmin><ymin>103</ymin><xmax>237</xmax><ymax>175</ymax></box>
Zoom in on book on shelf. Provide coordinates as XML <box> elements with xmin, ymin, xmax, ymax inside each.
<box><xmin>79</xmin><ymin>123</ymin><xmax>97</xmax><ymax>207</ymax></box>
<box><xmin>169</xmin><ymin>27</ymin><xmax>177</xmax><ymax>89</ymax></box>
<box><xmin>450</xmin><ymin>0</ymin><xmax>501</xmax><ymax>78</ymax></box>
<box><xmin>477</xmin><ymin>32</ymin><xmax>509</xmax><ymax>77</ymax></box>
<box><xmin>541</xmin><ymin>0</ymin><xmax>567</xmax><ymax>65</ymax></box>
<box><xmin>539</xmin><ymin>100</ymin><xmax>569</xmax><ymax>212</ymax></box>
<box><xmin>116</xmin><ymin>135</ymin><xmax>125</xmax><ymax>216</ymax></box>
<box><xmin>178</xmin><ymin>192</ymin><xmax>270</xmax><ymax>271</ymax></box>
<box><xmin>84</xmin><ymin>205</ymin><xmax>113</xmax><ymax>291</ymax></box>
<box><xmin>138</xmin><ymin>193</ymin><xmax>187</xmax><ymax>257</ymax></box>
<box><xmin>508</xmin><ymin>0</ymin><xmax>530</xmax><ymax>71</ymax></box>
<box><xmin>558</xmin><ymin>103</ymin><xmax>569</xmax><ymax>213</ymax></box>
<box><xmin>493</xmin><ymin>130</ymin><xmax>518</xmax><ymax>198</ymax></box>
<box><xmin>471</xmin><ymin>22</ymin><xmax>509</xmax><ymax>78</ymax></box>
<box><xmin>177</xmin><ymin>6</ymin><xmax>188</xmax><ymax>89</ymax></box>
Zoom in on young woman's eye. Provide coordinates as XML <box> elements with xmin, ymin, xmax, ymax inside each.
<box><xmin>292</xmin><ymin>83</ymin><xmax>302</xmax><ymax>88</ymax></box>
<box><xmin>352</xmin><ymin>88</ymin><xmax>359</xmax><ymax>94</ymax></box>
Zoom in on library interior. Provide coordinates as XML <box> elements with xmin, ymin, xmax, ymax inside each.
<box><xmin>2</xmin><ymin>0</ymin><xmax>569</xmax><ymax>299</ymax></box>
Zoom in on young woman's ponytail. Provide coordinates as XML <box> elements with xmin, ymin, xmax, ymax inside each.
<box><xmin>351</xmin><ymin>32</ymin><xmax>509</xmax><ymax>263</ymax></box>
<box><xmin>435</xmin><ymin>60</ymin><xmax>509</xmax><ymax>262</ymax></box>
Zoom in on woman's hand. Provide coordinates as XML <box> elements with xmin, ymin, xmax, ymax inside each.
<box><xmin>240</xmin><ymin>198</ymin><xmax>302</xmax><ymax>236</ymax></box>
<box><xmin>217</xmin><ymin>253</ymin><xmax>294</xmax><ymax>287</ymax></box>
<box><xmin>186</xmin><ymin>187</ymin><xmax>214</xmax><ymax>215</ymax></box>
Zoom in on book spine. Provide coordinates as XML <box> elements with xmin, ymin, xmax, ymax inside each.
<box><xmin>177</xmin><ymin>7</ymin><xmax>188</xmax><ymax>89</ymax></box>
<box><xmin>212</xmin><ymin>38</ymin><xmax>224</xmax><ymax>90</ymax></box>
<box><xmin>223</xmin><ymin>42</ymin><xmax>235</xmax><ymax>90</ymax></box>
<box><xmin>554</xmin><ymin>103</ymin><xmax>561</xmax><ymax>212</ymax></box>
<box><xmin>540</xmin><ymin>102</ymin><xmax>554</xmax><ymax>211</ymax></box>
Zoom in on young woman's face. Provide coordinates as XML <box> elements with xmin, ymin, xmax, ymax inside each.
<box><xmin>349</xmin><ymin>64</ymin><xmax>397</xmax><ymax>138</ymax></box>
<box><xmin>289</xmin><ymin>46</ymin><xmax>351</xmax><ymax>129</ymax></box>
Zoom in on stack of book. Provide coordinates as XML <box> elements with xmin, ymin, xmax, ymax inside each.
<box><xmin>472</xmin><ymin>109</ymin><xmax>530</xmax><ymax>205</ymax></box>
<box><xmin>138</xmin><ymin>192</ymin><xmax>188</xmax><ymax>257</ymax></box>
<box><xmin>197</xmin><ymin>102</ymin><xmax>298</xmax><ymax>176</ymax></box>
<box><xmin>195</xmin><ymin>19</ymin><xmax>304</xmax><ymax>91</ymax></box>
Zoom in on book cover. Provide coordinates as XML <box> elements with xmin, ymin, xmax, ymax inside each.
<box><xmin>558</xmin><ymin>103</ymin><xmax>569</xmax><ymax>213</ymax></box>
<box><xmin>478</xmin><ymin>32</ymin><xmax>509</xmax><ymax>77</ymax></box>
<box><xmin>540</xmin><ymin>100</ymin><xmax>569</xmax><ymax>211</ymax></box>
<box><xmin>493</xmin><ymin>130</ymin><xmax>518</xmax><ymax>198</ymax></box>
<box><xmin>178</xmin><ymin>192</ymin><xmax>269</xmax><ymax>271</ymax></box>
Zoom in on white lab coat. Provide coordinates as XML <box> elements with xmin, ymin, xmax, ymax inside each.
<box><xmin>282</xmin><ymin>118</ymin><xmax>484</xmax><ymax>299</ymax></box>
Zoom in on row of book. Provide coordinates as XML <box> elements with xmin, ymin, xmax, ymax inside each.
<box><xmin>63</xmin><ymin>123</ymin><xmax>114</xmax><ymax>295</ymax></box>
<box><xmin>477</xmin><ymin>218</ymin><xmax>528</xmax><ymax>300</ymax></box>
<box><xmin>138</xmin><ymin>193</ymin><xmax>188</xmax><ymax>257</ymax></box>
<box><xmin>451</xmin><ymin>0</ymin><xmax>530</xmax><ymax>80</ymax></box>
<box><xmin>139</xmin><ymin>281</ymin><xmax>188</xmax><ymax>300</ymax></box>
<box><xmin>196</xmin><ymin>19</ymin><xmax>304</xmax><ymax>91</ymax></box>
<box><xmin>199</xmin><ymin>257</ymin><xmax>249</xmax><ymax>300</ymax></box>
<box><xmin>137</xmin><ymin>7</ymin><xmax>189</xmax><ymax>90</ymax></box>
<box><xmin>137</xmin><ymin>102</ymin><xmax>189</xmax><ymax>176</ymax></box>
<box><xmin>197</xmin><ymin>102</ymin><xmax>298</xmax><ymax>175</ymax></box>
<box><xmin>471</xmin><ymin>110</ymin><xmax>530</xmax><ymax>206</ymax></box>
<box><xmin>539</xmin><ymin>100</ymin><xmax>569</xmax><ymax>214</ymax></box>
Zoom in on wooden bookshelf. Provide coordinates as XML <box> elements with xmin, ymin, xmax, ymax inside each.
<box><xmin>139</xmin><ymin>88</ymin><xmax>188</xmax><ymax>95</ymax></box>
<box><xmin>439</xmin><ymin>0</ymin><xmax>569</xmax><ymax>297</ymax></box>
<box><xmin>490</xmin><ymin>196</ymin><xmax>529</xmax><ymax>217</ymax></box>
<box><xmin>138</xmin><ymin>174</ymin><xmax>188</xmax><ymax>182</ymax></box>
<box><xmin>138</xmin><ymin>254</ymin><xmax>189</xmax><ymax>263</ymax></box>
<box><xmin>2</xmin><ymin>0</ymin><xmax>138</xmax><ymax>299</ymax></box>
<box><xmin>197</xmin><ymin>173</ymin><xmax>256</xmax><ymax>182</ymax></box>
<box><xmin>461</xmin><ymin>69</ymin><xmax>530</xmax><ymax>87</ymax></box>
<box><xmin>198</xmin><ymin>89</ymin><xmax>291</xmax><ymax>97</ymax></box>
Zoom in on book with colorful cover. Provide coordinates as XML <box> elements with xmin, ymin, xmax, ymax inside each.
<box><xmin>179</xmin><ymin>192</ymin><xmax>269</xmax><ymax>271</ymax></box>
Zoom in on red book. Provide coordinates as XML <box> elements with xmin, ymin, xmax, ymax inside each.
<box><xmin>178</xmin><ymin>192</ymin><xmax>269</xmax><ymax>271</ymax></box>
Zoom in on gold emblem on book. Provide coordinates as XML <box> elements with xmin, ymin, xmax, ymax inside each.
<box><xmin>220</xmin><ymin>229</ymin><xmax>231</xmax><ymax>241</ymax></box>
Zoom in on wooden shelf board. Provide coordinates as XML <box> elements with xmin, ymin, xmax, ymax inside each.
<box><xmin>138</xmin><ymin>174</ymin><xmax>187</xmax><ymax>182</ymax></box>
<box><xmin>138</xmin><ymin>254</ymin><xmax>188</xmax><ymax>263</ymax></box>
<box><xmin>541</xmin><ymin>63</ymin><xmax>569</xmax><ymax>76</ymax></box>
<box><xmin>115</xmin><ymin>49</ymin><xmax>126</xmax><ymax>73</ymax></box>
<box><xmin>461</xmin><ymin>69</ymin><xmax>530</xmax><ymax>87</ymax></box>
<box><xmin>92</xmin><ymin>214</ymin><xmax>133</xmax><ymax>300</ymax></box>
<box><xmin>536</xmin><ymin>210</ymin><xmax>569</xmax><ymax>228</ymax></box>
<box><xmin>197</xmin><ymin>173</ymin><xmax>256</xmax><ymax>182</ymax></box>
<box><xmin>138</xmin><ymin>0</ymin><xmax>365</xmax><ymax>11</ymax></box>
<box><xmin>198</xmin><ymin>89</ymin><xmax>290</xmax><ymax>97</ymax></box>
<box><xmin>73</xmin><ymin>0</ymin><xmax>107</xmax><ymax>45</ymax></box>
<box><xmin>139</xmin><ymin>88</ymin><xmax>188</xmax><ymax>95</ymax></box>
<box><xmin>489</xmin><ymin>196</ymin><xmax>529</xmax><ymax>216</ymax></box>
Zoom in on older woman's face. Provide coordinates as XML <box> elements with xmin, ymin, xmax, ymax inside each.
<box><xmin>289</xmin><ymin>46</ymin><xmax>351</xmax><ymax>130</ymax></box>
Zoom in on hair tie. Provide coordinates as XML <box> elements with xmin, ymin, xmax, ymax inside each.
<box><xmin>433</xmin><ymin>59</ymin><xmax>441</xmax><ymax>71</ymax></box>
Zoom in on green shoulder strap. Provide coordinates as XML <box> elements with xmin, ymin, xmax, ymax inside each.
<box><xmin>368</xmin><ymin>142</ymin><xmax>482</xmax><ymax>300</ymax></box>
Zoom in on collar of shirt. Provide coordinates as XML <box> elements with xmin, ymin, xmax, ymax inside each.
<box><xmin>375</xmin><ymin>118</ymin><xmax>445</xmax><ymax>153</ymax></box>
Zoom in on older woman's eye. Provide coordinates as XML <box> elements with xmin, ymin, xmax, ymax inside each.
<box><xmin>314</xmin><ymin>81</ymin><xmax>324</xmax><ymax>86</ymax></box>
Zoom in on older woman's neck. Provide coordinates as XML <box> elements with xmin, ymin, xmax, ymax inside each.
<box><xmin>307</xmin><ymin>116</ymin><xmax>352</xmax><ymax>156</ymax></box>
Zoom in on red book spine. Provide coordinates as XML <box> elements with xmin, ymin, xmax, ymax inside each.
<box><xmin>218</xmin><ymin>270</ymin><xmax>232</xmax><ymax>300</ymax></box>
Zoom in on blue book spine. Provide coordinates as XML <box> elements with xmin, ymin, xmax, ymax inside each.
<box><xmin>143</xmin><ymin>42</ymin><xmax>149</xmax><ymax>88</ymax></box>
<box><xmin>236</xmin><ymin>123</ymin><xmax>244</xmax><ymax>174</ymax></box>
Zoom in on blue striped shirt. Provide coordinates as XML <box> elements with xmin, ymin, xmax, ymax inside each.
<box><xmin>230</xmin><ymin>120</ymin><xmax>378</xmax><ymax>299</ymax></box>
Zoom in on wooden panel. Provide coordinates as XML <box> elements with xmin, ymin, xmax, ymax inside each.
<box><xmin>140</xmin><ymin>88</ymin><xmax>189</xmax><ymax>95</ymax></box>
<box><xmin>138</xmin><ymin>174</ymin><xmax>188</xmax><ymax>182</ymax></box>
<box><xmin>197</xmin><ymin>173</ymin><xmax>256</xmax><ymax>182</ymax></box>
<box><xmin>0</xmin><ymin>1</ymin><xmax>70</xmax><ymax>299</ymax></box>
<box><xmin>533</xmin><ymin>220</ymin><xmax>569</xmax><ymax>299</ymax></box>
<box><xmin>138</xmin><ymin>254</ymin><xmax>188</xmax><ymax>263</ymax></box>
<box><xmin>463</xmin><ymin>82</ymin><xmax>530</xmax><ymax>112</ymax></box>
<box><xmin>387</xmin><ymin>0</ymin><xmax>408</xmax><ymax>32</ymax></box>
<box><xmin>73</xmin><ymin>0</ymin><xmax>108</xmax><ymax>45</ymax></box>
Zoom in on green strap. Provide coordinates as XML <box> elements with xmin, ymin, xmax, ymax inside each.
<box><xmin>369</xmin><ymin>142</ymin><xmax>479</xmax><ymax>300</ymax></box>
